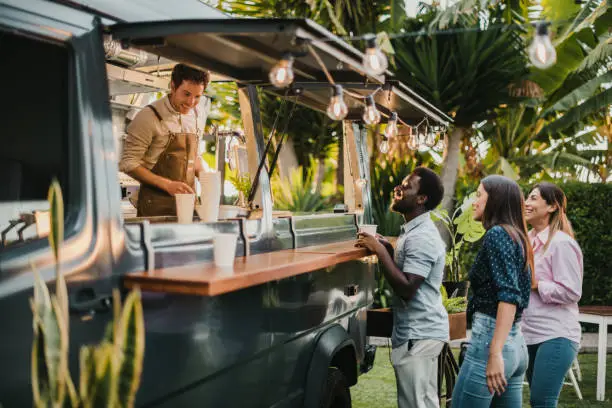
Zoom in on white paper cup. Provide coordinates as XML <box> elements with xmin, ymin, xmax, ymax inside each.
<box><xmin>213</xmin><ymin>233</ymin><xmax>238</xmax><ymax>268</ymax></box>
<box><xmin>196</xmin><ymin>199</ymin><xmax>219</xmax><ymax>222</ymax></box>
<box><xmin>175</xmin><ymin>193</ymin><xmax>195</xmax><ymax>224</ymax></box>
<box><xmin>358</xmin><ymin>224</ymin><xmax>378</xmax><ymax>236</ymax></box>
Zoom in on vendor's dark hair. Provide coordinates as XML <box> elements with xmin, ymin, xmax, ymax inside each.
<box><xmin>413</xmin><ymin>167</ymin><xmax>444</xmax><ymax>211</ymax></box>
<box><xmin>171</xmin><ymin>63</ymin><xmax>210</xmax><ymax>88</ymax></box>
<box><xmin>481</xmin><ymin>175</ymin><xmax>534</xmax><ymax>274</ymax></box>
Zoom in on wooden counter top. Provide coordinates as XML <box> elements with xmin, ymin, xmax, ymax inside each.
<box><xmin>123</xmin><ymin>240</ymin><xmax>372</xmax><ymax>296</ymax></box>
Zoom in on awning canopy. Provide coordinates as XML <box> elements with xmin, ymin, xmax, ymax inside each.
<box><xmin>108</xmin><ymin>18</ymin><xmax>452</xmax><ymax>126</ymax></box>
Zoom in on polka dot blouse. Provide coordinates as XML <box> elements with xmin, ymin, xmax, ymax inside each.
<box><xmin>467</xmin><ymin>225</ymin><xmax>532</xmax><ymax>323</ymax></box>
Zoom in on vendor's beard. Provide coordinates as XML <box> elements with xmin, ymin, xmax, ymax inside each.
<box><xmin>391</xmin><ymin>199</ymin><xmax>411</xmax><ymax>214</ymax></box>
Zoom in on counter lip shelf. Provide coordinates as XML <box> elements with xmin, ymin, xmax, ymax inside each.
<box><xmin>123</xmin><ymin>240</ymin><xmax>373</xmax><ymax>296</ymax></box>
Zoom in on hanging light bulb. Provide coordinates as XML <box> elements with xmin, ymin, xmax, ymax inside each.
<box><xmin>435</xmin><ymin>134</ymin><xmax>447</xmax><ymax>152</ymax></box>
<box><xmin>417</xmin><ymin>126</ymin><xmax>427</xmax><ymax>145</ymax></box>
<box><xmin>379</xmin><ymin>137</ymin><xmax>390</xmax><ymax>154</ymax></box>
<box><xmin>326</xmin><ymin>85</ymin><xmax>349</xmax><ymax>121</ymax></box>
<box><xmin>362</xmin><ymin>95</ymin><xmax>381</xmax><ymax>125</ymax></box>
<box><xmin>384</xmin><ymin>112</ymin><xmax>399</xmax><ymax>139</ymax></box>
<box><xmin>269</xmin><ymin>53</ymin><xmax>295</xmax><ymax>88</ymax></box>
<box><xmin>362</xmin><ymin>34</ymin><xmax>388</xmax><ymax>75</ymax></box>
<box><xmin>528</xmin><ymin>22</ymin><xmax>557</xmax><ymax>69</ymax></box>
<box><xmin>407</xmin><ymin>133</ymin><xmax>419</xmax><ymax>150</ymax></box>
<box><xmin>425</xmin><ymin>127</ymin><xmax>437</xmax><ymax>148</ymax></box>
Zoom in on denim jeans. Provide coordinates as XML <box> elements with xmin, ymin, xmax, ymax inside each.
<box><xmin>452</xmin><ymin>312</ymin><xmax>529</xmax><ymax>407</ymax></box>
<box><xmin>526</xmin><ymin>337</ymin><xmax>579</xmax><ymax>408</ymax></box>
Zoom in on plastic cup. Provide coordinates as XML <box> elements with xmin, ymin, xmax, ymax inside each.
<box><xmin>358</xmin><ymin>224</ymin><xmax>378</xmax><ymax>236</ymax></box>
<box><xmin>196</xmin><ymin>199</ymin><xmax>219</xmax><ymax>222</ymax></box>
<box><xmin>213</xmin><ymin>233</ymin><xmax>238</xmax><ymax>268</ymax></box>
<box><xmin>175</xmin><ymin>193</ymin><xmax>195</xmax><ymax>224</ymax></box>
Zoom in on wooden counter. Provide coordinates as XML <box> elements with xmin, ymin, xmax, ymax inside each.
<box><xmin>123</xmin><ymin>240</ymin><xmax>372</xmax><ymax>296</ymax></box>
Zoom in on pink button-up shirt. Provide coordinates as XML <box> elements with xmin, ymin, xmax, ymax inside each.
<box><xmin>521</xmin><ymin>227</ymin><xmax>583</xmax><ymax>345</ymax></box>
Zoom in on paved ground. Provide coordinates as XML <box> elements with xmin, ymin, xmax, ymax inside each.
<box><xmin>369</xmin><ymin>331</ymin><xmax>612</xmax><ymax>353</ymax></box>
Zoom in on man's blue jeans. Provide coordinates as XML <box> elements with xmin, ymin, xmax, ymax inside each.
<box><xmin>452</xmin><ymin>313</ymin><xmax>529</xmax><ymax>407</ymax></box>
<box><xmin>526</xmin><ymin>337</ymin><xmax>579</xmax><ymax>408</ymax></box>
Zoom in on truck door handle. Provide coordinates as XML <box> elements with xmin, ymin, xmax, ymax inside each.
<box><xmin>69</xmin><ymin>288</ymin><xmax>112</xmax><ymax>315</ymax></box>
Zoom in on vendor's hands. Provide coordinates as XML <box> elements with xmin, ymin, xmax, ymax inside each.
<box><xmin>165</xmin><ymin>180</ymin><xmax>194</xmax><ymax>195</ymax></box>
<box><xmin>356</xmin><ymin>232</ymin><xmax>383</xmax><ymax>254</ymax></box>
<box><xmin>486</xmin><ymin>352</ymin><xmax>507</xmax><ymax>396</ymax></box>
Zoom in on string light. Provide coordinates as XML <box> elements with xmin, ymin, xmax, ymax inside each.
<box><xmin>407</xmin><ymin>132</ymin><xmax>419</xmax><ymax>150</ymax></box>
<box><xmin>434</xmin><ymin>134</ymin><xmax>447</xmax><ymax>152</ymax></box>
<box><xmin>363</xmin><ymin>95</ymin><xmax>381</xmax><ymax>125</ymax></box>
<box><xmin>384</xmin><ymin>112</ymin><xmax>399</xmax><ymax>139</ymax></box>
<box><xmin>379</xmin><ymin>137</ymin><xmax>390</xmax><ymax>154</ymax></box>
<box><xmin>269</xmin><ymin>53</ymin><xmax>295</xmax><ymax>88</ymax></box>
<box><xmin>528</xmin><ymin>22</ymin><xmax>557</xmax><ymax>69</ymax></box>
<box><xmin>326</xmin><ymin>85</ymin><xmax>349</xmax><ymax>120</ymax></box>
<box><xmin>362</xmin><ymin>34</ymin><xmax>388</xmax><ymax>75</ymax></box>
<box><xmin>425</xmin><ymin>127</ymin><xmax>438</xmax><ymax>148</ymax></box>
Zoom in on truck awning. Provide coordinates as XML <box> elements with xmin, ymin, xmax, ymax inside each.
<box><xmin>108</xmin><ymin>18</ymin><xmax>451</xmax><ymax>126</ymax></box>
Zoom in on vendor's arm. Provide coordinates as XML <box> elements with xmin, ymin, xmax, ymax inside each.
<box><xmin>357</xmin><ymin>233</ymin><xmax>425</xmax><ymax>302</ymax></box>
<box><xmin>119</xmin><ymin>112</ymin><xmax>194</xmax><ymax>195</ymax></box>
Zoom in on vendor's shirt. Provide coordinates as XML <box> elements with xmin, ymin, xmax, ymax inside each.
<box><xmin>521</xmin><ymin>227</ymin><xmax>583</xmax><ymax>345</ymax></box>
<box><xmin>392</xmin><ymin>212</ymin><xmax>449</xmax><ymax>348</ymax></box>
<box><xmin>119</xmin><ymin>95</ymin><xmax>209</xmax><ymax>173</ymax></box>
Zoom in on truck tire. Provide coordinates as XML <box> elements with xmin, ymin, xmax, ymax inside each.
<box><xmin>320</xmin><ymin>367</ymin><xmax>351</xmax><ymax>408</ymax></box>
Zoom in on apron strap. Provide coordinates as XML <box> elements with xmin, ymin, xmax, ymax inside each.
<box><xmin>147</xmin><ymin>105</ymin><xmax>164</xmax><ymax>122</ymax></box>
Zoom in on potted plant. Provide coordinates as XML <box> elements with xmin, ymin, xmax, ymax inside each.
<box><xmin>30</xmin><ymin>180</ymin><xmax>145</xmax><ymax>407</ymax></box>
<box><xmin>431</xmin><ymin>192</ymin><xmax>485</xmax><ymax>297</ymax></box>
<box><xmin>441</xmin><ymin>284</ymin><xmax>468</xmax><ymax>340</ymax></box>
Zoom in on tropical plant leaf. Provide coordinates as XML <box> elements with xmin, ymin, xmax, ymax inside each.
<box><xmin>543</xmin><ymin>70</ymin><xmax>612</xmax><ymax>114</ymax></box>
<box><xmin>577</xmin><ymin>34</ymin><xmax>612</xmax><ymax>73</ymax></box>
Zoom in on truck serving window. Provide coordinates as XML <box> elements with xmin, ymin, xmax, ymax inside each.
<box><xmin>0</xmin><ymin>32</ymin><xmax>71</xmax><ymax>249</ymax></box>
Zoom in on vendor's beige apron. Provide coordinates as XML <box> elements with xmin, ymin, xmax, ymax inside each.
<box><xmin>136</xmin><ymin>105</ymin><xmax>198</xmax><ymax>217</ymax></box>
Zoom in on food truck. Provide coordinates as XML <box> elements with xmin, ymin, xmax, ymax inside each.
<box><xmin>0</xmin><ymin>0</ymin><xmax>451</xmax><ymax>406</ymax></box>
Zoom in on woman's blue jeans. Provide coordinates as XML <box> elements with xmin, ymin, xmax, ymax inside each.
<box><xmin>452</xmin><ymin>313</ymin><xmax>529</xmax><ymax>407</ymax></box>
<box><xmin>526</xmin><ymin>337</ymin><xmax>579</xmax><ymax>408</ymax></box>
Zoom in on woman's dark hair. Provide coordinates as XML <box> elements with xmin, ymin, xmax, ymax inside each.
<box><xmin>413</xmin><ymin>167</ymin><xmax>444</xmax><ymax>211</ymax></box>
<box><xmin>531</xmin><ymin>182</ymin><xmax>574</xmax><ymax>251</ymax></box>
<box><xmin>171</xmin><ymin>63</ymin><xmax>210</xmax><ymax>89</ymax></box>
<box><xmin>481</xmin><ymin>175</ymin><xmax>534</xmax><ymax>274</ymax></box>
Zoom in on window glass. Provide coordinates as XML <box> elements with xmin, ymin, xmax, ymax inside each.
<box><xmin>0</xmin><ymin>32</ymin><xmax>71</xmax><ymax>249</ymax></box>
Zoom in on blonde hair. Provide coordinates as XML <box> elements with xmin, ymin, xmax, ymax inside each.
<box><xmin>532</xmin><ymin>182</ymin><xmax>574</xmax><ymax>252</ymax></box>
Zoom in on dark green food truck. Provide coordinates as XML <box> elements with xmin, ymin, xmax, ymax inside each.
<box><xmin>0</xmin><ymin>0</ymin><xmax>451</xmax><ymax>406</ymax></box>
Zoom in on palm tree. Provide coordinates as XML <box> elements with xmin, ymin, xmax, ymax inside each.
<box><xmin>391</xmin><ymin>2</ymin><xmax>529</xmax><ymax>216</ymax></box>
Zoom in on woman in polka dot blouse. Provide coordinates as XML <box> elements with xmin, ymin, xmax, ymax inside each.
<box><xmin>452</xmin><ymin>175</ymin><xmax>534</xmax><ymax>407</ymax></box>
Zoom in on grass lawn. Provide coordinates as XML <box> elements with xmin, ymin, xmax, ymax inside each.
<box><xmin>352</xmin><ymin>348</ymin><xmax>612</xmax><ymax>408</ymax></box>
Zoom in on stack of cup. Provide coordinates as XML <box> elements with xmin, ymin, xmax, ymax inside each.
<box><xmin>197</xmin><ymin>171</ymin><xmax>222</xmax><ymax>222</ymax></box>
<box><xmin>213</xmin><ymin>233</ymin><xmax>239</xmax><ymax>269</ymax></box>
<box><xmin>175</xmin><ymin>193</ymin><xmax>196</xmax><ymax>224</ymax></box>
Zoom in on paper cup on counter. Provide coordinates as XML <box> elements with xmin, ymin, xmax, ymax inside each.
<box><xmin>175</xmin><ymin>193</ymin><xmax>196</xmax><ymax>224</ymax></box>
<box><xmin>196</xmin><ymin>199</ymin><xmax>219</xmax><ymax>222</ymax></box>
<box><xmin>213</xmin><ymin>233</ymin><xmax>238</xmax><ymax>268</ymax></box>
<box><xmin>358</xmin><ymin>224</ymin><xmax>378</xmax><ymax>236</ymax></box>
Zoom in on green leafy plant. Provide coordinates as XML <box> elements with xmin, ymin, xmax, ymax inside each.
<box><xmin>271</xmin><ymin>165</ymin><xmax>332</xmax><ymax>213</ymax></box>
<box><xmin>432</xmin><ymin>191</ymin><xmax>485</xmax><ymax>282</ymax></box>
<box><xmin>440</xmin><ymin>284</ymin><xmax>467</xmax><ymax>314</ymax></box>
<box><xmin>228</xmin><ymin>172</ymin><xmax>252</xmax><ymax>207</ymax></box>
<box><xmin>31</xmin><ymin>180</ymin><xmax>145</xmax><ymax>408</ymax></box>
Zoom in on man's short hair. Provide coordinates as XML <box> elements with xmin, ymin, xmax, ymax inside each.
<box><xmin>171</xmin><ymin>63</ymin><xmax>210</xmax><ymax>89</ymax></box>
<box><xmin>413</xmin><ymin>167</ymin><xmax>444</xmax><ymax>211</ymax></box>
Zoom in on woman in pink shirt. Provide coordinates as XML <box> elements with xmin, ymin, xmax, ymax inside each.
<box><xmin>522</xmin><ymin>182</ymin><xmax>583</xmax><ymax>407</ymax></box>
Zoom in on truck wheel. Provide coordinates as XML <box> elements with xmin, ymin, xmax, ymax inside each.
<box><xmin>320</xmin><ymin>367</ymin><xmax>351</xmax><ymax>408</ymax></box>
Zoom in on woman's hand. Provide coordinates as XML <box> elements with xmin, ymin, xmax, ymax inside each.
<box><xmin>486</xmin><ymin>351</ymin><xmax>507</xmax><ymax>396</ymax></box>
<box><xmin>531</xmin><ymin>278</ymin><xmax>539</xmax><ymax>291</ymax></box>
<box><xmin>356</xmin><ymin>232</ymin><xmax>384</xmax><ymax>255</ymax></box>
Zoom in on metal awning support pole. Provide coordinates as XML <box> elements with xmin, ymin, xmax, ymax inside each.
<box><xmin>237</xmin><ymin>84</ymin><xmax>273</xmax><ymax>238</ymax></box>
<box><xmin>343</xmin><ymin>121</ymin><xmax>373</xmax><ymax>224</ymax></box>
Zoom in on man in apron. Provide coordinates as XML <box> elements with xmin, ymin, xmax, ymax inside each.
<box><xmin>119</xmin><ymin>64</ymin><xmax>210</xmax><ymax>217</ymax></box>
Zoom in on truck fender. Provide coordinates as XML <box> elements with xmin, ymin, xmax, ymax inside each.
<box><xmin>303</xmin><ymin>323</ymin><xmax>357</xmax><ymax>408</ymax></box>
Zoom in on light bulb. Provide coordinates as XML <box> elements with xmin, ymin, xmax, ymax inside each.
<box><xmin>384</xmin><ymin>112</ymin><xmax>399</xmax><ymax>139</ymax></box>
<box><xmin>425</xmin><ymin>130</ymin><xmax>437</xmax><ymax>147</ymax></box>
<box><xmin>408</xmin><ymin>133</ymin><xmax>419</xmax><ymax>150</ymax></box>
<box><xmin>269</xmin><ymin>54</ymin><xmax>294</xmax><ymax>88</ymax></box>
<box><xmin>417</xmin><ymin>127</ymin><xmax>426</xmax><ymax>145</ymax></box>
<box><xmin>435</xmin><ymin>135</ymin><xmax>447</xmax><ymax>152</ymax></box>
<box><xmin>363</xmin><ymin>95</ymin><xmax>381</xmax><ymax>125</ymax></box>
<box><xmin>379</xmin><ymin>139</ymin><xmax>390</xmax><ymax>154</ymax></box>
<box><xmin>326</xmin><ymin>85</ymin><xmax>349</xmax><ymax>120</ymax></box>
<box><xmin>362</xmin><ymin>34</ymin><xmax>388</xmax><ymax>75</ymax></box>
<box><xmin>528</xmin><ymin>22</ymin><xmax>557</xmax><ymax>69</ymax></box>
